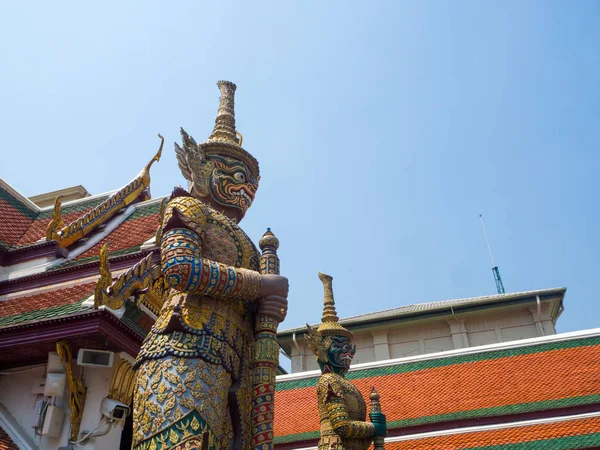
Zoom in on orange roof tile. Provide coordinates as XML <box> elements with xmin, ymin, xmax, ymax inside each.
<box><xmin>0</xmin><ymin>199</ymin><xmax>33</xmax><ymax>247</ymax></box>
<box><xmin>16</xmin><ymin>210</ymin><xmax>84</xmax><ymax>247</ymax></box>
<box><xmin>75</xmin><ymin>212</ymin><xmax>160</xmax><ymax>260</ymax></box>
<box><xmin>386</xmin><ymin>416</ymin><xmax>600</xmax><ymax>449</ymax></box>
<box><xmin>0</xmin><ymin>282</ymin><xmax>96</xmax><ymax>324</ymax></box>
<box><xmin>0</xmin><ymin>181</ymin><xmax>109</xmax><ymax>249</ymax></box>
<box><xmin>0</xmin><ymin>426</ymin><xmax>18</xmax><ymax>450</ymax></box>
<box><xmin>274</xmin><ymin>337</ymin><xmax>600</xmax><ymax>442</ymax></box>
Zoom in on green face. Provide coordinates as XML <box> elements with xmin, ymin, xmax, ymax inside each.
<box><xmin>208</xmin><ymin>155</ymin><xmax>259</xmax><ymax>216</ymax></box>
<box><xmin>325</xmin><ymin>335</ymin><xmax>356</xmax><ymax>375</ymax></box>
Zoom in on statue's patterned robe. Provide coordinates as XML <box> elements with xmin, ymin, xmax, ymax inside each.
<box><xmin>133</xmin><ymin>192</ymin><xmax>261</xmax><ymax>450</ymax></box>
<box><xmin>317</xmin><ymin>373</ymin><xmax>375</xmax><ymax>450</ymax></box>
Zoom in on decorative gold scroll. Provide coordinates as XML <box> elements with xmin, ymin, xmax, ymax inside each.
<box><xmin>56</xmin><ymin>340</ymin><xmax>87</xmax><ymax>442</ymax></box>
<box><xmin>109</xmin><ymin>359</ymin><xmax>136</xmax><ymax>406</ymax></box>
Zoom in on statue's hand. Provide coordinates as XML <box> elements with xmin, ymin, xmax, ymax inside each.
<box><xmin>260</xmin><ymin>274</ymin><xmax>289</xmax><ymax>298</ymax></box>
<box><xmin>257</xmin><ymin>295</ymin><xmax>288</xmax><ymax>322</ymax></box>
<box><xmin>369</xmin><ymin>412</ymin><xmax>387</xmax><ymax>437</ymax></box>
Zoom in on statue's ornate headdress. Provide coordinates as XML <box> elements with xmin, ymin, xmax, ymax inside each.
<box><xmin>305</xmin><ymin>272</ymin><xmax>353</xmax><ymax>362</ymax></box>
<box><xmin>175</xmin><ymin>81</ymin><xmax>260</xmax><ymax>197</ymax></box>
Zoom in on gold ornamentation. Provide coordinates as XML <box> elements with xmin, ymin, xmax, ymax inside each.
<box><xmin>251</xmin><ymin>228</ymin><xmax>282</xmax><ymax>450</ymax></box>
<box><xmin>155</xmin><ymin>197</ymin><xmax>168</xmax><ymax>243</ymax></box>
<box><xmin>56</xmin><ymin>341</ymin><xmax>87</xmax><ymax>442</ymax></box>
<box><xmin>52</xmin><ymin>134</ymin><xmax>163</xmax><ymax>248</ymax></box>
<box><xmin>46</xmin><ymin>195</ymin><xmax>64</xmax><ymax>242</ymax></box>
<box><xmin>307</xmin><ymin>274</ymin><xmax>380</xmax><ymax>450</ymax></box>
<box><xmin>174</xmin><ymin>81</ymin><xmax>259</xmax><ymax>202</ymax></box>
<box><xmin>95</xmin><ymin>247</ymin><xmax>164</xmax><ymax>313</ymax></box>
<box><xmin>94</xmin><ymin>243</ymin><xmax>113</xmax><ymax>309</ymax></box>
<box><xmin>316</xmin><ymin>273</ymin><xmax>353</xmax><ymax>339</ymax></box>
<box><xmin>316</xmin><ymin>373</ymin><xmax>374</xmax><ymax>450</ymax></box>
<box><xmin>306</xmin><ymin>273</ymin><xmax>353</xmax><ymax>364</ymax></box>
<box><xmin>109</xmin><ymin>358</ymin><xmax>137</xmax><ymax>405</ymax></box>
<box><xmin>133</xmin><ymin>82</ymin><xmax>267</xmax><ymax>450</ymax></box>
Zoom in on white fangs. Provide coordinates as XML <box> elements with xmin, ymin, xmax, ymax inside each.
<box><xmin>233</xmin><ymin>188</ymin><xmax>252</xmax><ymax>203</ymax></box>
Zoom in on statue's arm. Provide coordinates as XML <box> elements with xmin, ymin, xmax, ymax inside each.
<box><xmin>320</xmin><ymin>378</ymin><xmax>375</xmax><ymax>440</ymax></box>
<box><xmin>161</xmin><ymin>225</ymin><xmax>261</xmax><ymax>300</ymax></box>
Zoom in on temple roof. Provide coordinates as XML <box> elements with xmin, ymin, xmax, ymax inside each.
<box><xmin>0</xmin><ymin>179</ymin><xmax>110</xmax><ymax>250</ymax></box>
<box><xmin>0</xmin><ymin>141</ymin><xmax>164</xmax><ymax>367</ymax></box>
<box><xmin>280</xmin><ymin>288</ymin><xmax>566</xmax><ymax>336</ymax></box>
<box><xmin>383</xmin><ymin>415</ymin><xmax>600</xmax><ymax>449</ymax></box>
<box><xmin>278</xmin><ymin>288</ymin><xmax>566</xmax><ymax>357</ymax></box>
<box><xmin>274</xmin><ymin>329</ymin><xmax>600</xmax><ymax>448</ymax></box>
<box><xmin>0</xmin><ymin>426</ymin><xmax>18</xmax><ymax>450</ymax></box>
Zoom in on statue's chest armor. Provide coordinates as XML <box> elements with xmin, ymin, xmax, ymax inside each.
<box><xmin>340</xmin><ymin>379</ymin><xmax>367</xmax><ymax>421</ymax></box>
<box><xmin>202</xmin><ymin>216</ymin><xmax>260</xmax><ymax>271</ymax></box>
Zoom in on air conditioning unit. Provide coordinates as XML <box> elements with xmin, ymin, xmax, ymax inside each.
<box><xmin>76</xmin><ymin>349</ymin><xmax>114</xmax><ymax>368</ymax></box>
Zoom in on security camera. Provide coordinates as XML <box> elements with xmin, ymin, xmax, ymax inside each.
<box><xmin>100</xmin><ymin>397</ymin><xmax>130</xmax><ymax>423</ymax></box>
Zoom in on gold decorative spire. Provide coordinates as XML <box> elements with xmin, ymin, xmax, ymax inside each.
<box><xmin>316</xmin><ymin>272</ymin><xmax>353</xmax><ymax>339</ymax></box>
<box><xmin>208</xmin><ymin>80</ymin><xmax>240</xmax><ymax>145</ymax></box>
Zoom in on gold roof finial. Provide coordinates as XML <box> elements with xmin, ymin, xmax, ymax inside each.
<box><xmin>316</xmin><ymin>272</ymin><xmax>353</xmax><ymax>339</ymax></box>
<box><xmin>208</xmin><ymin>80</ymin><xmax>240</xmax><ymax>145</ymax></box>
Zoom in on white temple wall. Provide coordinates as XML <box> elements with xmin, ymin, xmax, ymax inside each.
<box><xmin>285</xmin><ymin>303</ymin><xmax>557</xmax><ymax>373</ymax></box>
<box><xmin>0</xmin><ymin>359</ymin><xmax>126</xmax><ymax>450</ymax></box>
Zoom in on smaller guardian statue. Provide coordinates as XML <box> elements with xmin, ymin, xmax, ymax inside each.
<box><xmin>305</xmin><ymin>273</ymin><xmax>386</xmax><ymax>450</ymax></box>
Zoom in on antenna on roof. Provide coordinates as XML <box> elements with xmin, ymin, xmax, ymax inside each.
<box><xmin>479</xmin><ymin>214</ymin><xmax>506</xmax><ymax>294</ymax></box>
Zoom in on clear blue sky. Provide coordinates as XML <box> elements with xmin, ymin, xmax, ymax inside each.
<box><xmin>1</xmin><ymin>1</ymin><xmax>599</xmax><ymax>336</ymax></box>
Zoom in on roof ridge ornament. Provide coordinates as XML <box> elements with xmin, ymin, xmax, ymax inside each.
<box><xmin>47</xmin><ymin>134</ymin><xmax>164</xmax><ymax>248</ymax></box>
<box><xmin>46</xmin><ymin>195</ymin><xmax>64</xmax><ymax>242</ymax></box>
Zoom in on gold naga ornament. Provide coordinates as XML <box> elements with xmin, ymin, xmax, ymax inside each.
<box><xmin>93</xmin><ymin>241</ymin><xmax>165</xmax><ymax>315</ymax></box>
<box><xmin>56</xmin><ymin>341</ymin><xmax>87</xmax><ymax>442</ymax></box>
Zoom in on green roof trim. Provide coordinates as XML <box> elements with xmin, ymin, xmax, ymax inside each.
<box><xmin>274</xmin><ymin>430</ymin><xmax>320</xmax><ymax>444</ymax></box>
<box><xmin>459</xmin><ymin>432</ymin><xmax>600</xmax><ymax>449</ymax></box>
<box><xmin>0</xmin><ymin>298</ymin><xmax>90</xmax><ymax>328</ymax></box>
<box><xmin>274</xmin><ymin>425</ymin><xmax>600</xmax><ymax>448</ymax></box>
<box><xmin>127</xmin><ymin>201</ymin><xmax>161</xmax><ymax>220</ymax></box>
<box><xmin>121</xmin><ymin>303</ymin><xmax>150</xmax><ymax>337</ymax></box>
<box><xmin>276</xmin><ymin>336</ymin><xmax>600</xmax><ymax>391</ymax></box>
<box><xmin>49</xmin><ymin>245</ymin><xmax>143</xmax><ymax>270</ymax></box>
<box><xmin>37</xmin><ymin>195</ymin><xmax>109</xmax><ymax>219</ymax></box>
<box><xmin>275</xmin><ymin>395</ymin><xmax>600</xmax><ymax>444</ymax></box>
<box><xmin>0</xmin><ymin>291</ymin><xmax>150</xmax><ymax>337</ymax></box>
<box><xmin>0</xmin><ymin>185</ymin><xmax>38</xmax><ymax>219</ymax></box>
<box><xmin>387</xmin><ymin>394</ymin><xmax>600</xmax><ymax>429</ymax></box>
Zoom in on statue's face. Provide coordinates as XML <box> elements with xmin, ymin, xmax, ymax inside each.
<box><xmin>208</xmin><ymin>155</ymin><xmax>259</xmax><ymax>216</ymax></box>
<box><xmin>326</xmin><ymin>335</ymin><xmax>356</xmax><ymax>373</ymax></box>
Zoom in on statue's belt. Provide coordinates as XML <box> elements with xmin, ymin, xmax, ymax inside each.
<box><xmin>135</xmin><ymin>330</ymin><xmax>246</xmax><ymax>380</ymax></box>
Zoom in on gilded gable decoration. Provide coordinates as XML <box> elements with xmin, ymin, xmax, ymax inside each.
<box><xmin>94</xmin><ymin>244</ymin><xmax>164</xmax><ymax>314</ymax></box>
<box><xmin>47</xmin><ymin>134</ymin><xmax>164</xmax><ymax>248</ymax></box>
<box><xmin>56</xmin><ymin>340</ymin><xmax>87</xmax><ymax>442</ymax></box>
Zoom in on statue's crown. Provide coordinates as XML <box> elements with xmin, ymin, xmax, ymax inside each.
<box><xmin>316</xmin><ymin>272</ymin><xmax>353</xmax><ymax>339</ymax></box>
<box><xmin>201</xmin><ymin>81</ymin><xmax>260</xmax><ymax>179</ymax></box>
